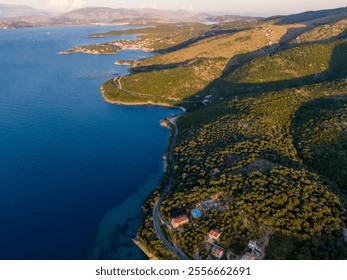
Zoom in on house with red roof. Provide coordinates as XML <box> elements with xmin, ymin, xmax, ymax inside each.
<box><xmin>212</xmin><ymin>245</ymin><xmax>224</xmax><ymax>259</ymax></box>
<box><xmin>171</xmin><ymin>214</ymin><xmax>189</xmax><ymax>229</ymax></box>
<box><xmin>209</xmin><ymin>229</ymin><xmax>221</xmax><ymax>240</ymax></box>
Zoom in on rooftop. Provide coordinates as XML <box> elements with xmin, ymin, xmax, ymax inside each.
<box><xmin>171</xmin><ymin>214</ymin><xmax>189</xmax><ymax>224</ymax></box>
<box><xmin>209</xmin><ymin>229</ymin><xmax>221</xmax><ymax>239</ymax></box>
<box><xmin>212</xmin><ymin>245</ymin><xmax>224</xmax><ymax>259</ymax></box>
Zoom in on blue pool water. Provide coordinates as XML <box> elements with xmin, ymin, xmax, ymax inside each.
<box><xmin>0</xmin><ymin>26</ymin><xmax>180</xmax><ymax>259</ymax></box>
<box><xmin>191</xmin><ymin>209</ymin><xmax>202</xmax><ymax>219</ymax></box>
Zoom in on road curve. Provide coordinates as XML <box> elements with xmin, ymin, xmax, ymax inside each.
<box><xmin>111</xmin><ymin>75</ymin><xmax>189</xmax><ymax>259</ymax></box>
<box><xmin>152</xmin><ymin>114</ymin><xmax>190</xmax><ymax>260</ymax></box>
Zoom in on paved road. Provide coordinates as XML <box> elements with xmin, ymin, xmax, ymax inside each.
<box><xmin>111</xmin><ymin>75</ymin><xmax>190</xmax><ymax>259</ymax></box>
<box><xmin>152</xmin><ymin>115</ymin><xmax>190</xmax><ymax>260</ymax></box>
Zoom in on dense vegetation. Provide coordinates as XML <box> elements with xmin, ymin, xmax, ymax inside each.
<box><xmin>293</xmin><ymin>97</ymin><xmax>347</xmax><ymax>191</ymax></box>
<box><xmin>226</xmin><ymin>42</ymin><xmax>338</xmax><ymax>83</ymax></box>
<box><xmin>102</xmin><ymin>57</ymin><xmax>226</xmax><ymax>105</ymax></box>
<box><xmin>158</xmin><ymin>78</ymin><xmax>347</xmax><ymax>259</ymax></box>
<box><xmin>89</xmin><ymin>14</ymin><xmax>347</xmax><ymax>259</ymax></box>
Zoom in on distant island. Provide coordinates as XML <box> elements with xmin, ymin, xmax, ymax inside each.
<box><xmin>52</xmin><ymin>4</ymin><xmax>347</xmax><ymax>260</ymax></box>
<box><xmin>0</xmin><ymin>4</ymin><xmax>259</xmax><ymax>29</ymax></box>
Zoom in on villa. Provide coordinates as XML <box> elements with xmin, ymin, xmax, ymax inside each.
<box><xmin>209</xmin><ymin>229</ymin><xmax>221</xmax><ymax>240</ymax></box>
<box><xmin>198</xmin><ymin>199</ymin><xmax>217</xmax><ymax>212</ymax></box>
<box><xmin>212</xmin><ymin>245</ymin><xmax>224</xmax><ymax>259</ymax></box>
<box><xmin>171</xmin><ymin>214</ymin><xmax>189</xmax><ymax>229</ymax></box>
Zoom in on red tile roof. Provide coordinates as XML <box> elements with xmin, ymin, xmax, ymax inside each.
<box><xmin>171</xmin><ymin>215</ymin><xmax>189</xmax><ymax>228</ymax></box>
<box><xmin>215</xmin><ymin>248</ymin><xmax>223</xmax><ymax>257</ymax></box>
<box><xmin>212</xmin><ymin>246</ymin><xmax>224</xmax><ymax>258</ymax></box>
<box><xmin>209</xmin><ymin>229</ymin><xmax>221</xmax><ymax>239</ymax></box>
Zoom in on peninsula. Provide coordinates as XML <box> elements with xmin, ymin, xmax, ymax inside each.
<box><xmin>70</xmin><ymin>7</ymin><xmax>347</xmax><ymax>260</ymax></box>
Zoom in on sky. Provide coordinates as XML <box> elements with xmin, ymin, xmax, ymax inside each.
<box><xmin>2</xmin><ymin>0</ymin><xmax>347</xmax><ymax>15</ymax></box>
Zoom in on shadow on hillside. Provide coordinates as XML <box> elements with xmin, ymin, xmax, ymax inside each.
<box><xmin>213</xmin><ymin>26</ymin><xmax>319</xmax><ymax>79</ymax></box>
<box><xmin>265</xmin><ymin>231</ymin><xmax>347</xmax><ymax>260</ymax></box>
<box><xmin>158</xmin><ymin>27</ymin><xmax>249</xmax><ymax>54</ymax></box>
<box><xmin>273</xmin><ymin>7</ymin><xmax>347</xmax><ymax>25</ymax></box>
<box><xmin>131</xmin><ymin>26</ymin><xmax>311</xmax><ymax>76</ymax></box>
<box><xmin>291</xmin><ymin>96</ymin><xmax>347</xmax><ymax>193</ymax></box>
<box><xmin>288</xmin><ymin>28</ymin><xmax>347</xmax><ymax>48</ymax></box>
<box><xmin>171</xmin><ymin>35</ymin><xmax>347</xmax><ymax>129</ymax></box>
<box><xmin>189</xmin><ymin>40</ymin><xmax>347</xmax><ymax>102</ymax></box>
<box><xmin>130</xmin><ymin>58</ymin><xmax>202</xmax><ymax>73</ymax></box>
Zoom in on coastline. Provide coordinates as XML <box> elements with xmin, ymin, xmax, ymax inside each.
<box><xmin>59</xmin><ymin>40</ymin><xmax>152</xmax><ymax>55</ymax></box>
<box><xmin>100</xmin><ymin>86</ymin><xmax>187</xmax><ymax>112</ymax></box>
<box><xmin>132</xmin><ymin>238</ymin><xmax>159</xmax><ymax>260</ymax></box>
<box><xmin>89</xmin><ymin>173</ymin><xmax>164</xmax><ymax>260</ymax></box>
<box><xmin>99</xmin><ymin>84</ymin><xmax>186</xmax><ymax>260</ymax></box>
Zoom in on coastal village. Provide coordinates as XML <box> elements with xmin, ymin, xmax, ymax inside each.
<box><xmin>162</xmin><ymin>193</ymin><xmax>268</xmax><ymax>260</ymax></box>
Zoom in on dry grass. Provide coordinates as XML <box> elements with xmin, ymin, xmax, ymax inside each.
<box><xmin>137</xmin><ymin>24</ymin><xmax>298</xmax><ymax>67</ymax></box>
<box><xmin>293</xmin><ymin>19</ymin><xmax>347</xmax><ymax>44</ymax></box>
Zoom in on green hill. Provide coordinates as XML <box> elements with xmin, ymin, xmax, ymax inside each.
<box><xmin>159</xmin><ymin>77</ymin><xmax>347</xmax><ymax>259</ymax></box>
<box><xmin>293</xmin><ymin>97</ymin><xmax>347</xmax><ymax>190</ymax></box>
<box><xmin>225</xmin><ymin>42</ymin><xmax>338</xmax><ymax>83</ymax></box>
<box><xmin>88</xmin><ymin>10</ymin><xmax>347</xmax><ymax>260</ymax></box>
<box><xmin>291</xmin><ymin>18</ymin><xmax>347</xmax><ymax>44</ymax></box>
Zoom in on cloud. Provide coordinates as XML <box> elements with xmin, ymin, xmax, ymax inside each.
<box><xmin>140</xmin><ymin>3</ymin><xmax>160</xmax><ymax>9</ymax></box>
<box><xmin>70</xmin><ymin>0</ymin><xmax>87</xmax><ymax>10</ymax></box>
<box><xmin>181</xmin><ymin>5</ymin><xmax>194</xmax><ymax>11</ymax></box>
<box><xmin>46</xmin><ymin>0</ymin><xmax>86</xmax><ymax>12</ymax></box>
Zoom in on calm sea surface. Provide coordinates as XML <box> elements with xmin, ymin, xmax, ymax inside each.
<box><xmin>0</xmin><ymin>26</ymin><xmax>179</xmax><ymax>259</ymax></box>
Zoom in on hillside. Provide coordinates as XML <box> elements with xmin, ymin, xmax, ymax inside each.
<box><xmin>276</xmin><ymin>6</ymin><xmax>347</xmax><ymax>25</ymax></box>
<box><xmin>98</xmin><ymin>21</ymin><xmax>309</xmax><ymax>106</ymax></box>
<box><xmin>291</xmin><ymin>18</ymin><xmax>347</xmax><ymax>44</ymax></box>
<box><xmin>52</xmin><ymin>5</ymin><xmax>347</xmax><ymax>260</ymax></box>
<box><xmin>225</xmin><ymin>39</ymin><xmax>347</xmax><ymax>84</ymax></box>
<box><xmin>0</xmin><ymin>3</ymin><xmax>49</xmax><ymax>19</ymax></box>
<box><xmin>133</xmin><ymin>23</ymin><xmax>291</xmax><ymax>66</ymax></box>
<box><xmin>161</xmin><ymin>78</ymin><xmax>347</xmax><ymax>259</ymax></box>
<box><xmin>94</xmin><ymin>7</ymin><xmax>347</xmax><ymax>260</ymax></box>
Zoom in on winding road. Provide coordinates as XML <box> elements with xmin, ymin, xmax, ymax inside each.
<box><xmin>111</xmin><ymin>75</ymin><xmax>190</xmax><ymax>259</ymax></box>
<box><xmin>152</xmin><ymin>115</ymin><xmax>190</xmax><ymax>260</ymax></box>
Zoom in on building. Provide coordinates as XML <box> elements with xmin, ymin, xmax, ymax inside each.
<box><xmin>212</xmin><ymin>245</ymin><xmax>224</xmax><ymax>259</ymax></box>
<box><xmin>191</xmin><ymin>208</ymin><xmax>202</xmax><ymax>219</ymax></box>
<box><xmin>241</xmin><ymin>252</ymin><xmax>256</xmax><ymax>260</ymax></box>
<box><xmin>171</xmin><ymin>214</ymin><xmax>189</xmax><ymax>229</ymax></box>
<box><xmin>248</xmin><ymin>240</ymin><xmax>262</xmax><ymax>253</ymax></box>
<box><xmin>248</xmin><ymin>240</ymin><xmax>257</xmax><ymax>251</ymax></box>
<box><xmin>209</xmin><ymin>229</ymin><xmax>221</xmax><ymax>240</ymax></box>
<box><xmin>199</xmin><ymin>199</ymin><xmax>215</xmax><ymax>212</ymax></box>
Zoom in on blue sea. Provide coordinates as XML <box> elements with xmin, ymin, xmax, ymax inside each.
<box><xmin>0</xmin><ymin>26</ymin><xmax>179</xmax><ymax>260</ymax></box>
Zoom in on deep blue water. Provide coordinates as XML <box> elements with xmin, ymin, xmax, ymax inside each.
<box><xmin>0</xmin><ymin>26</ymin><xmax>179</xmax><ymax>260</ymax></box>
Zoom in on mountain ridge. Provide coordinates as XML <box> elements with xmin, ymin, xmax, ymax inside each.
<box><xmin>0</xmin><ymin>4</ymin><xmax>260</xmax><ymax>29</ymax></box>
<box><xmin>0</xmin><ymin>2</ymin><xmax>49</xmax><ymax>19</ymax></box>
